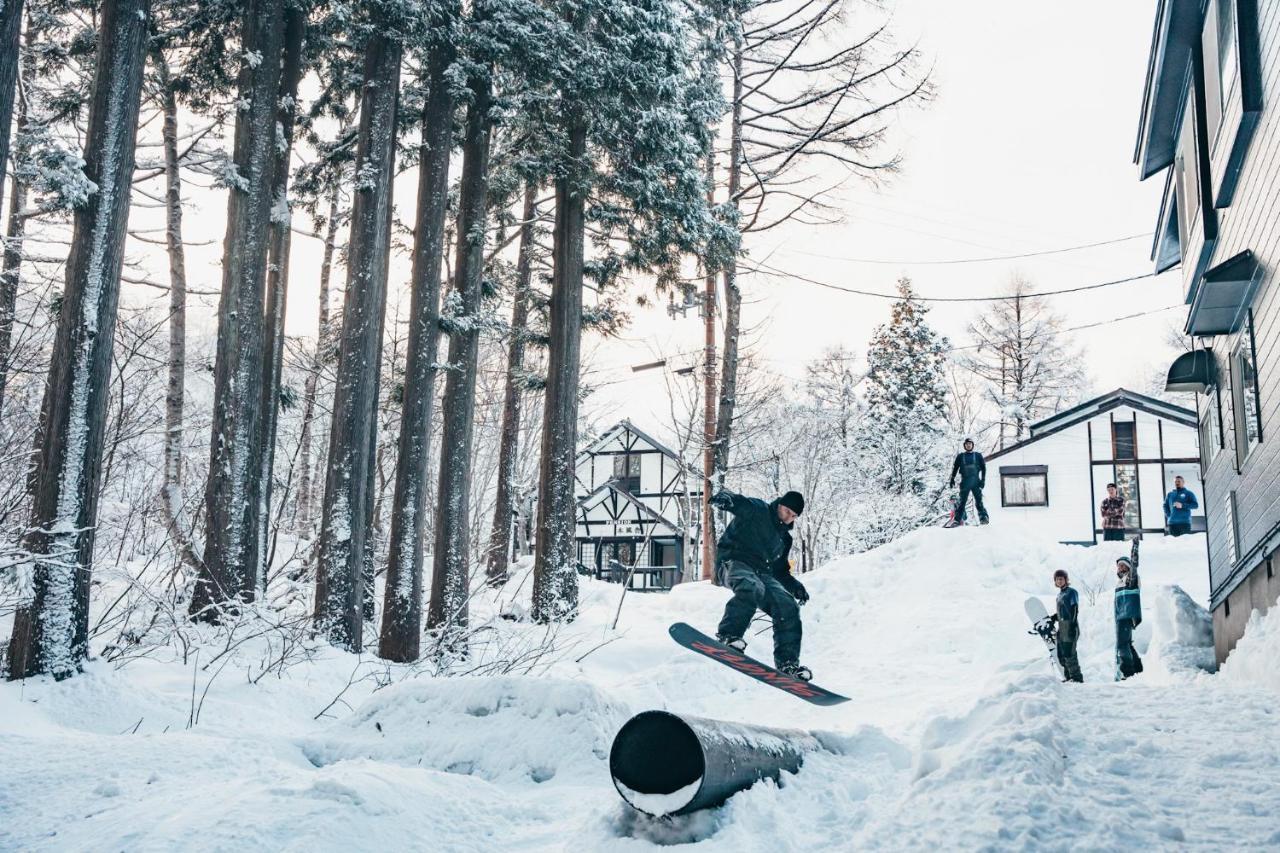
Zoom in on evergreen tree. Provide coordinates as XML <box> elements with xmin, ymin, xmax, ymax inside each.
<box><xmin>861</xmin><ymin>277</ymin><xmax>949</xmax><ymax>499</ymax></box>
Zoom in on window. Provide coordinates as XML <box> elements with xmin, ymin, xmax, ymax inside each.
<box><xmin>612</xmin><ymin>453</ymin><xmax>641</xmax><ymax>493</ymax></box>
<box><xmin>1231</xmin><ymin>312</ymin><xmax>1263</xmax><ymax>466</ymax></box>
<box><xmin>1199</xmin><ymin>396</ymin><xmax>1222</xmax><ymax>471</ymax></box>
<box><xmin>1114</xmin><ymin>464</ymin><xmax>1141</xmax><ymax>528</ymax></box>
<box><xmin>1225</xmin><ymin>490</ymin><xmax>1240</xmax><ymax>565</ymax></box>
<box><xmin>1174</xmin><ymin>109</ymin><xmax>1198</xmax><ymax>253</ymax></box>
<box><xmin>1000</xmin><ymin>466</ymin><xmax>1048</xmax><ymax>508</ymax></box>
<box><xmin>1112</xmin><ymin>421</ymin><xmax>1137</xmax><ymax>460</ymax></box>
<box><xmin>1203</xmin><ymin>0</ymin><xmax>1237</xmax><ymax>142</ymax></box>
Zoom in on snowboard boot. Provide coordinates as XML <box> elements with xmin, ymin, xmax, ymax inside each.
<box><xmin>717</xmin><ymin>635</ymin><xmax>747</xmax><ymax>652</ymax></box>
<box><xmin>980</xmin><ymin>516</ymin><xmax>990</xmax><ymax>525</ymax></box>
<box><xmin>777</xmin><ymin>661</ymin><xmax>813</xmax><ymax>682</ymax></box>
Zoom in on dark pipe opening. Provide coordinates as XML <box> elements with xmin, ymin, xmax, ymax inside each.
<box><xmin>610</xmin><ymin>710</ymin><xmax>705</xmax><ymax>795</ymax></box>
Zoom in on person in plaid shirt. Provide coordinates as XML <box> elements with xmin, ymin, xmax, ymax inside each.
<box><xmin>1100</xmin><ymin>483</ymin><xmax>1126</xmax><ymax>541</ymax></box>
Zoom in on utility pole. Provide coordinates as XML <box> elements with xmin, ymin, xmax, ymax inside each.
<box><xmin>701</xmin><ymin>153</ymin><xmax>717</xmax><ymax>582</ymax></box>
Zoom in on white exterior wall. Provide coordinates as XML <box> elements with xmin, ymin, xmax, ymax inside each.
<box><xmin>986</xmin><ymin>402</ymin><xmax>1202</xmax><ymax>544</ymax></box>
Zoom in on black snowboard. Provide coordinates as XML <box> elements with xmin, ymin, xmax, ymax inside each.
<box><xmin>669</xmin><ymin>622</ymin><xmax>850</xmax><ymax>706</ymax></box>
<box><xmin>1024</xmin><ymin>597</ymin><xmax>1062</xmax><ymax>677</ymax></box>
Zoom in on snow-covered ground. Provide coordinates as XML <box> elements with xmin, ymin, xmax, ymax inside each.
<box><xmin>4</xmin><ymin>527</ymin><xmax>1279</xmax><ymax>851</ymax></box>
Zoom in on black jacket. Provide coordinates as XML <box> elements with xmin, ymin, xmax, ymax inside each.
<box><xmin>950</xmin><ymin>451</ymin><xmax>986</xmax><ymax>488</ymax></box>
<box><xmin>1056</xmin><ymin>585</ymin><xmax>1080</xmax><ymax>642</ymax></box>
<box><xmin>711</xmin><ymin>490</ymin><xmax>804</xmax><ymax>595</ymax></box>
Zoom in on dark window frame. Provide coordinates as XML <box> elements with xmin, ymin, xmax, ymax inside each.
<box><xmin>1231</xmin><ymin>311</ymin><xmax>1263</xmax><ymax>466</ymax></box>
<box><xmin>1112</xmin><ymin>419</ymin><xmax>1138</xmax><ymax>460</ymax></box>
<box><xmin>612</xmin><ymin>452</ymin><xmax>642</xmax><ymax>493</ymax></box>
<box><xmin>1000</xmin><ymin>466</ymin><xmax>1049</xmax><ymax>508</ymax></box>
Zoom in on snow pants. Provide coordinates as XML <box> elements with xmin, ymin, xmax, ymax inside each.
<box><xmin>1115</xmin><ymin>620</ymin><xmax>1143</xmax><ymax>680</ymax></box>
<box><xmin>1057</xmin><ymin>638</ymin><xmax>1083</xmax><ymax>682</ymax></box>
<box><xmin>956</xmin><ymin>484</ymin><xmax>988</xmax><ymax>523</ymax></box>
<box><xmin>716</xmin><ymin>560</ymin><xmax>802</xmax><ymax>666</ymax></box>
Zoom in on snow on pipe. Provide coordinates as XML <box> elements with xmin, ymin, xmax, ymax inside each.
<box><xmin>609</xmin><ymin>710</ymin><xmax>815</xmax><ymax>817</ymax></box>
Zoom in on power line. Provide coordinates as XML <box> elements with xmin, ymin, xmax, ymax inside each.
<box><xmin>775</xmin><ymin>233</ymin><xmax>1151</xmax><ymax>266</ymax></box>
<box><xmin>743</xmin><ymin>258</ymin><xmax>1165</xmax><ymax>303</ymax></box>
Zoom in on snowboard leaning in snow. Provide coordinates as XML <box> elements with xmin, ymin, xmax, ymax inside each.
<box><xmin>668</xmin><ymin>623</ymin><xmax>849</xmax><ymax>706</ymax></box>
<box><xmin>1024</xmin><ymin>597</ymin><xmax>1062</xmax><ymax>677</ymax></box>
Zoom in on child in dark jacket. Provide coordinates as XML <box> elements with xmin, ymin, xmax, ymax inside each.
<box><xmin>1053</xmin><ymin>569</ymin><xmax>1083</xmax><ymax>683</ymax></box>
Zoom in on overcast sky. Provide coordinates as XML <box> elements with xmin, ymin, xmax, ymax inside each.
<box><xmin>580</xmin><ymin>0</ymin><xmax>1178</xmax><ymax>433</ymax></box>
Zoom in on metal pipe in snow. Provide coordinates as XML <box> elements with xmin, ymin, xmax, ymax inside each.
<box><xmin>609</xmin><ymin>710</ymin><xmax>816</xmax><ymax>817</ymax></box>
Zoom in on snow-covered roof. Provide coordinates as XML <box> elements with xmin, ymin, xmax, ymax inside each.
<box><xmin>989</xmin><ymin>388</ymin><xmax>1196</xmax><ymax>461</ymax></box>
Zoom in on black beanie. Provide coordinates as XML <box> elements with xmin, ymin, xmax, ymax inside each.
<box><xmin>778</xmin><ymin>491</ymin><xmax>805</xmax><ymax>516</ymax></box>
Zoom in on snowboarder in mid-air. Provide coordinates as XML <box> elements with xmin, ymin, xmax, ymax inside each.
<box><xmin>1053</xmin><ymin>569</ymin><xmax>1084</xmax><ymax>683</ymax></box>
<box><xmin>1114</xmin><ymin>540</ymin><xmax>1144</xmax><ymax>680</ymax></box>
<box><xmin>947</xmin><ymin>438</ymin><xmax>989</xmax><ymax>526</ymax></box>
<box><xmin>711</xmin><ymin>488</ymin><xmax>812</xmax><ymax>681</ymax></box>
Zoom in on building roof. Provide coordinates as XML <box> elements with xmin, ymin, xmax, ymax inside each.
<box><xmin>577</xmin><ymin>480</ymin><xmax>686</xmax><ymax>536</ymax></box>
<box><xmin>987</xmin><ymin>388</ymin><xmax>1196</xmax><ymax>461</ymax></box>
<box><xmin>1134</xmin><ymin>0</ymin><xmax>1204</xmax><ymax>179</ymax></box>
<box><xmin>577</xmin><ymin>419</ymin><xmax>699</xmax><ymax>478</ymax></box>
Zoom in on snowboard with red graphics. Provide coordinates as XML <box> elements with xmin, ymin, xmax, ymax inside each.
<box><xmin>669</xmin><ymin>622</ymin><xmax>850</xmax><ymax>706</ymax></box>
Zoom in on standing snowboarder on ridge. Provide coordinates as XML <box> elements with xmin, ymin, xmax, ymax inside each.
<box><xmin>947</xmin><ymin>438</ymin><xmax>989</xmax><ymax>526</ymax></box>
<box><xmin>1114</xmin><ymin>539</ymin><xmax>1144</xmax><ymax>680</ymax></box>
<box><xmin>711</xmin><ymin>488</ymin><xmax>812</xmax><ymax>681</ymax></box>
<box><xmin>1053</xmin><ymin>569</ymin><xmax>1084</xmax><ymax>683</ymax></box>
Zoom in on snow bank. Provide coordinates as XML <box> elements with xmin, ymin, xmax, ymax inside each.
<box><xmin>302</xmin><ymin>676</ymin><xmax>630</xmax><ymax>786</ymax></box>
<box><xmin>1220</xmin><ymin>605</ymin><xmax>1280</xmax><ymax>694</ymax></box>
<box><xmin>1145</xmin><ymin>584</ymin><xmax>1216</xmax><ymax>675</ymax></box>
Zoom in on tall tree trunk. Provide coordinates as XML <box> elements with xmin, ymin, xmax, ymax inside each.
<box><xmin>0</xmin><ymin>0</ymin><xmax>22</xmax><ymax>200</ymax></box>
<box><xmin>256</xmin><ymin>7</ymin><xmax>306</xmax><ymax>588</ymax></box>
<box><xmin>5</xmin><ymin>0</ymin><xmax>150</xmax><ymax>680</ymax></box>
<box><xmin>531</xmin><ymin>120</ymin><xmax>586</xmax><ymax>624</ymax></box>
<box><xmin>484</xmin><ymin>181</ymin><xmax>536</xmax><ymax>587</ymax></box>
<box><xmin>315</xmin><ymin>30</ymin><xmax>402</xmax><ymax>650</ymax></box>
<box><xmin>150</xmin><ymin>47</ymin><xmax>202</xmax><ymax>573</ymax></box>
<box><xmin>378</xmin><ymin>44</ymin><xmax>456</xmax><ymax>663</ymax></box>
<box><xmin>425</xmin><ymin>81</ymin><xmax>492</xmax><ymax>643</ymax></box>
<box><xmin>295</xmin><ymin>186</ymin><xmax>340</xmax><ymax>531</ymax></box>
<box><xmin>0</xmin><ymin>12</ymin><xmax>33</xmax><ymax>422</ymax></box>
<box><xmin>712</xmin><ymin>35</ymin><xmax>745</xmax><ymax>491</ymax></box>
<box><xmin>191</xmin><ymin>0</ymin><xmax>287</xmax><ymax>619</ymax></box>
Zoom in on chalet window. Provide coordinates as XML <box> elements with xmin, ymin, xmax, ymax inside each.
<box><xmin>1112</xmin><ymin>421</ymin><xmax>1137</xmax><ymax>460</ymax></box>
<box><xmin>1000</xmin><ymin>466</ymin><xmax>1048</xmax><ymax>508</ymax></box>
<box><xmin>1203</xmin><ymin>0</ymin><xmax>1262</xmax><ymax>206</ymax></box>
<box><xmin>612</xmin><ymin>453</ymin><xmax>641</xmax><ymax>492</ymax></box>
<box><xmin>1202</xmin><ymin>0</ymin><xmax>1235</xmax><ymax>143</ymax></box>
<box><xmin>1224</xmin><ymin>490</ymin><xmax>1240</xmax><ymax>564</ymax></box>
<box><xmin>1231</xmin><ymin>313</ymin><xmax>1263</xmax><ymax>464</ymax></box>
<box><xmin>1114</xmin><ymin>464</ymin><xmax>1141</xmax><ymax>528</ymax></box>
<box><xmin>1173</xmin><ymin>105</ymin><xmax>1199</xmax><ymax>252</ymax></box>
<box><xmin>1199</xmin><ymin>391</ymin><xmax>1223</xmax><ymax>471</ymax></box>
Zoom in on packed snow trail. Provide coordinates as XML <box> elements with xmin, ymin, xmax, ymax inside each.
<box><xmin>3</xmin><ymin>527</ymin><xmax>1279</xmax><ymax>851</ymax></box>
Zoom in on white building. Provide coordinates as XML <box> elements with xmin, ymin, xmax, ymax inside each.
<box><xmin>574</xmin><ymin>421</ymin><xmax>702</xmax><ymax>590</ymax></box>
<box><xmin>983</xmin><ymin>389</ymin><xmax>1204</xmax><ymax>544</ymax></box>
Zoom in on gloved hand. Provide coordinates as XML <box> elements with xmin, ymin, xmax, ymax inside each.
<box><xmin>792</xmin><ymin>582</ymin><xmax>809</xmax><ymax>605</ymax></box>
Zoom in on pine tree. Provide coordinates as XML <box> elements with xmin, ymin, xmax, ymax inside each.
<box><xmin>861</xmin><ymin>277</ymin><xmax>949</xmax><ymax>498</ymax></box>
<box><xmin>6</xmin><ymin>0</ymin><xmax>151</xmax><ymax>680</ymax></box>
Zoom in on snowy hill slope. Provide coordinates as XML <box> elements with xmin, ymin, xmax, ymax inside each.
<box><xmin>3</xmin><ymin>526</ymin><xmax>1278</xmax><ymax>851</ymax></box>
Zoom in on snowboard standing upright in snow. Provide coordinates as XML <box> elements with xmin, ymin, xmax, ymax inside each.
<box><xmin>1024</xmin><ymin>596</ymin><xmax>1062</xmax><ymax>677</ymax></box>
<box><xmin>709</xmin><ymin>489</ymin><xmax>812</xmax><ymax>681</ymax></box>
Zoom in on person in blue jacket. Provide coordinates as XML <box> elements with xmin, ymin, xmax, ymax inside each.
<box><xmin>711</xmin><ymin>488</ymin><xmax>811</xmax><ymax>681</ymax></box>
<box><xmin>1163</xmin><ymin>475</ymin><xmax>1199</xmax><ymax>536</ymax></box>
<box><xmin>1114</xmin><ymin>539</ymin><xmax>1144</xmax><ymax>680</ymax></box>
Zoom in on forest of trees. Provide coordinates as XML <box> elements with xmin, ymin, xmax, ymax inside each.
<box><xmin>0</xmin><ymin>0</ymin><xmax>1090</xmax><ymax>682</ymax></box>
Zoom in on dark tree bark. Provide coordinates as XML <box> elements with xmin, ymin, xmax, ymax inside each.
<box><xmin>484</xmin><ymin>181</ymin><xmax>537</xmax><ymax>587</ymax></box>
<box><xmin>315</xmin><ymin>29</ymin><xmax>403</xmax><ymax>650</ymax></box>
<box><xmin>378</xmin><ymin>44</ymin><xmax>456</xmax><ymax>663</ymax></box>
<box><xmin>425</xmin><ymin>81</ymin><xmax>492</xmax><ymax>642</ymax></box>
<box><xmin>6</xmin><ymin>0</ymin><xmax>150</xmax><ymax>680</ymax></box>
<box><xmin>0</xmin><ymin>0</ymin><xmax>22</xmax><ymax>198</ymax></box>
<box><xmin>257</xmin><ymin>7</ymin><xmax>306</xmax><ymax>585</ymax></box>
<box><xmin>712</xmin><ymin>36</ymin><xmax>744</xmax><ymax>492</ymax></box>
<box><xmin>150</xmin><ymin>47</ymin><xmax>203</xmax><ymax>574</ymax></box>
<box><xmin>191</xmin><ymin>0</ymin><xmax>287</xmax><ymax>619</ymax></box>
<box><xmin>0</xmin><ymin>11</ymin><xmax>33</xmax><ymax>422</ymax></box>
<box><xmin>294</xmin><ymin>186</ymin><xmax>341</xmax><ymax>531</ymax></box>
<box><xmin>531</xmin><ymin>120</ymin><xmax>586</xmax><ymax>624</ymax></box>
